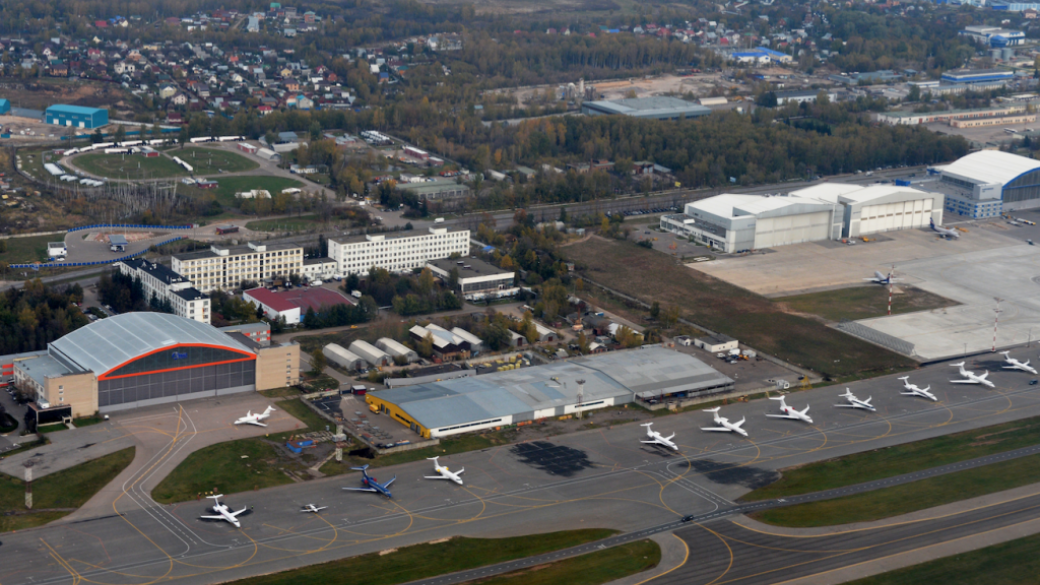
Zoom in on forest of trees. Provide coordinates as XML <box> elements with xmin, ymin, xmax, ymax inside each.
<box><xmin>0</xmin><ymin>279</ymin><xmax>89</xmax><ymax>355</ymax></box>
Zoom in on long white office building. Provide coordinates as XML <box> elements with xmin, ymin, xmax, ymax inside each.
<box><xmin>328</xmin><ymin>223</ymin><xmax>470</xmax><ymax>276</ymax></box>
<box><xmin>171</xmin><ymin>241</ymin><xmax>304</xmax><ymax>293</ymax></box>
<box><xmin>114</xmin><ymin>258</ymin><xmax>211</xmax><ymax>324</ymax></box>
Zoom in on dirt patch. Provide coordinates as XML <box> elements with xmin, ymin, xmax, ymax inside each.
<box><xmin>974</xmin><ymin>427</ymin><xmax>1023</xmax><ymax>441</ymax></box>
<box><xmin>91</xmin><ymin>231</ymin><xmax>156</xmax><ymax>243</ymax></box>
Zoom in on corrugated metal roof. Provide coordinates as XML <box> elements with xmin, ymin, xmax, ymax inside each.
<box><xmin>942</xmin><ymin>150</ymin><xmax>1040</xmax><ymax>186</ymax></box>
<box><xmin>49</xmin><ymin>313</ymin><xmax>251</xmax><ymax>376</ymax></box>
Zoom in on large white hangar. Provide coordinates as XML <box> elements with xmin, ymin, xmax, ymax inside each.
<box><xmin>366</xmin><ymin>347</ymin><xmax>733</xmax><ymax>438</ymax></box>
<box><xmin>931</xmin><ymin>150</ymin><xmax>1040</xmax><ymax>218</ymax></box>
<box><xmin>662</xmin><ymin>183</ymin><xmax>943</xmax><ymax>251</ymax></box>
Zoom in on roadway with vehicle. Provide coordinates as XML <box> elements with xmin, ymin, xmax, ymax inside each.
<box><xmin>3</xmin><ymin>352</ymin><xmax>1040</xmax><ymax>585</ymax></box>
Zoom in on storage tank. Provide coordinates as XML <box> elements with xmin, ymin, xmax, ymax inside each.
<box><xmin>1002</xmin><ymin>47</ymin><xmax>1015</xmax><ymax>61</ymax></box>
<box><xmin>323</xmin><ymin>344</ymin><xmax>364</xmax><ymax>370</ymax></box>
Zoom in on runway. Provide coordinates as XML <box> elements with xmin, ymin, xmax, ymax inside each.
<box><xmin>4</xmin><ymin>352</ymin><xmax>1040</xmax><ymax>585</ymax></box>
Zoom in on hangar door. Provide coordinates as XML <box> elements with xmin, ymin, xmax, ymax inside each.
<box><xmin>754</xmin><ymin>211</ymin><xmax>832</xmax><ymax>249</ymax></box>
<box><xmin>859</xmin><ymin>198</ymin><xmax>932</xmax><ymax>235</ymax></box>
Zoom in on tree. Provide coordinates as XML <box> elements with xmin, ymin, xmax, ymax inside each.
<box><xmin>756</xmin><ymin>91</ymin><xmax>778</xmax><ymax>108</ymax></box>
<box><xmin>650</xmin><ymin>301</ymin><xmax>661</xmax><ymax>320</ymax></box>
<box><xmin>114</xmin><ymin>125</ymin><xmax>126</xmax><ymax>143</ymax></box>
<box><xmin>310</xmin><ymin>347</ymin><xmax>327</xmax><ymax>375</ymax></box>
<box><xmin>615</xmin><ymin>325</ymin><xmax>642</xmax><ymax>348</ymax></box>
<box><xmin>178</xmin><ymin>126</ymin><xmax>188</xmax><ymax>148</ymax></box>
<box><xmin>345</xmin><ymin>273</ymin><xmax>360</xmax><ymax>292</ymax></box>
<box><xmin>907</xmin><ymin>84</ymin><xmax>921</xmax><ymax>103</ymax></box>
<box><xmin>418</xmin><ymin>333</ymin><xmax>434</xmax><ymax>358</ymax></box>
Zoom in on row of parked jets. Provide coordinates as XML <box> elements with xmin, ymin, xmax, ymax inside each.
<box><xmin>209</xmin><ymin>351</ymin><xmax>1035</xmax><ymax>525</ymax></box>
<box><xmin>640</xmin><ymin>352</ymin><xmax>1033</xmax><ymax>448</ymax></box>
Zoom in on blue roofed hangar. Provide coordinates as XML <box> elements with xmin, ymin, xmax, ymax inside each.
<box><xmin>45</xmin><ymin>104</ymin><xmax>109</xmax><ymax>129</ymax></box>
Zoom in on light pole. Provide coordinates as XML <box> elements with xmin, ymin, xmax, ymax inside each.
<box><xmin>993</xmin><ymin>297</ymin><xmax>1004</xmax><ymax>353</ymax></box>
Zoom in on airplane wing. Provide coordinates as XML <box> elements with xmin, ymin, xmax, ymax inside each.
<box><xmin>231</xmin><ymin>507</ymin><xmax>249</xmax><ymax>517</ymax></box>
<box><xmin>640</xmin><ymin>439</ymin><xmax>664</xmax><ymax>445</ymax></box>
<box><xmin>766</xmin><ymin>413</ymin><xmax>797</xmax><ymax>419</ymax></box>
<box><xmin>424</xmin><ymin>475</ymin><xmax>452</xmax><ymax>480</ymax></box>
<box><xmin>700</xmin><ymin>427</ymin><xmax>733</xmax><ymax>432</ymax></box>
<box><xmin>949</xmin><ymin>379</ymin><xmax>978</xmax><ymax>384</ymax></box>
<box><xmin>200</xmin><ymin>515</ymin><xmax>227</xmax><ymax>520</ymax></box>
<box><xmin>343</xmin><ymin>487</ymin><xmax>378</xmax><ymax>492</ymax></box>
<box><xmin>247</xmin><ymin>421</ymin><xmax>267</xmax><ymax>427</ymax></box>
<box><xmin>384</xmin><ymin>476</ymin><xmax>397</xmax><ymax>487</ymax></box>
<box><xmin>732</xmin><ymin>417</ymin><xmax>746</xmax><ymax>428</ymax></box>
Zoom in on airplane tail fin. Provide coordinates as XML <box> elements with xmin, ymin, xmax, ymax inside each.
<box><xmin>897</xmin><ymin>376</ymin><xmax>909</xmax><ymax>381</ymax></box>
<box><xmin>1000</xmin><ymin>351</ymin><xmax>1011</xmax><ymax>357</ymax></box>
<box><xmin>768</xmin><ymin>396</ymin><xmax>784</xmax><ymax>401</ymax></box>
<box><xmin>930</xmin><ymin>217</ymin><xmax>935</xmax><ymax>228</ymax></box>
<box><xmin>351</xmin><ymin>464</ymin><xmax>370</xmax><ymax>473</ymax></box>
<box><xmin>207</xmin><ymin>494</ymin><xmax>224</xmax><ymax>500</ymax></box>
<box><xmin>640</xmin><ymin>422</ymin><xmax>654</xmax><ymax>427</ymax></box>
<box><xmin>703</xmin><ymin>407</ymin><xmax>721</xmax><ymax>413</ymax></box>
<box><xmin>427</xmin><ymin>457</ymin><xmax>440</xmax><ymax>465</ymax></box>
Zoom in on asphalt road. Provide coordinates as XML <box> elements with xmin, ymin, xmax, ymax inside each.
<box><xmin>4</xmin><ymin>353</ymin><xmax>1040</xmax><ymax>585</ymax></box>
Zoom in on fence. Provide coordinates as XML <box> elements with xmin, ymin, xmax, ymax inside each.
<box><xmin>67</xmin><ymin>223</ymin><xmax>194</xmax><ymax>232</ymax></box>
<box><xmin>9</xmin><ymin>236</ymin><xmax>185</xmax><ymax>269</ymax></box>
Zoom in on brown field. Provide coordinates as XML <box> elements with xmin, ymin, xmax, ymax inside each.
<box><xmin>564</xmin><ymin>236</ymin><xmax>917</xmax><ymax>378</ymax></box>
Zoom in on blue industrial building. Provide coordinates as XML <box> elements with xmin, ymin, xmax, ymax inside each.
<box><xmin>940</xmin><ymin>68</ymin><xmax>1013</xmax><ymax>85</ymax></box>
<box><xmin>45</xmin><ymin>105</ymin><xmax>109</xmax><ymax>129</ymax></box>
<box><xmin>0</xmin><ymin>99</ymin><xmax>9</xmax><ymax>115</ymax></box>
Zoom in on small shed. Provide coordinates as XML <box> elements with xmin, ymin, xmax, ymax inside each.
<box><xmin>694</xmin><ymin>334</ymin><xmax>738</xmax><ymax>353</ymax></box>
<box><xmin>508</xmin><ymin>330</ymin><xmax>527</xmax><ymax>347</ymax></box>
<box><xmin>323</xmin><ymin>343</ymin><xmax>365</xmax><ymax>370</ymax></box>
<box><xmin>108</xmin><ymin>234</ymin><xmax>128</xmax><ymax>251</ymax></box>
<box><xmin>350</xmin><ymin>339</ymin><xmax>390</xmax><ymax>367</ymax></box>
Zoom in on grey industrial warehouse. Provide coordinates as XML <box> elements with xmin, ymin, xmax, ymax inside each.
<box><xmin>2</xmin><ymin>313</ymin><xmax>300</xmax><ymax>424</ymax></box>
<box><xmin>365</xmin><ymin>347</ymin><xmax>733</xmax><ymax>438</ymax></box>
<box><xmin>581</xmin><ymin>96</ymin><xmax>711</xmax><ymax>120</ymax></box>
<box><xmin>660</xmin><ymin>182</ymin><xmax>944</xmax><ymax>252</ymax></box>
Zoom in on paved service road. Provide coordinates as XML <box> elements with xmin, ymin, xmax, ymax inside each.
<box><xmin>4</xmin><ymin>354</ymin><xmax>1040</xmax><ymax>585</ymax></box>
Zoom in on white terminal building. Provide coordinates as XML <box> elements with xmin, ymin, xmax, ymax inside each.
<box><xmin>171</xmin><ymin>242</ymin><xmax>304</xmax><ymax>293</ymax></box>
<box><xmin>929</xmin><ymin>150</ymin><xmax>1040</xmax><ymax>219</ymax></box>
<box><xmin>661</xmin><ymin>182</ymin><xmax>943</xmax><ymax>252</ymax></box>
<box><xmin>115</xmin><ymin>258</ymin><xmax>211</xmax><ymax>324</ymax></box>
<box><xmin>328</xmin><ymin>222</ymin><xmax>470</xmax><ymax>276</ymax></box>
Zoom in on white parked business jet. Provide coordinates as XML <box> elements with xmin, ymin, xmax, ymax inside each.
<box><xmin>765</xmin><ymin>395</ymin><xmax>813</xmax><ymax>424</ymax></box>
<box><xmin>301</xmin><ymin>504</ymin><xmax>327</xmax><ymax>513</ymax></box>
<box><xmin>700</xmin><ymin>407</ymin><xmax>748</xmax><ymax>437</ymax></box>
<box><xmin>898</xmin><ymin>376</ymin><xmax>938</xmax><ymax>401</ymax></box>
<box><xmin>640</xmin><ymin>422</ymin><xmax>679</xmax><ymax>451</ymax></box>
<box><xmin>1000</xmin><ymin>351</ymin><xmax>1037</xmax><ymax>375</ymax></box>
<box><xmin>199</xmin><ymin>495</ymin><xmax>248</xmax><ymax>527</ymax></box>
<box><xmin>950</xmin><ymin>362</ymin><xmax>995</xmax><ymax>388</ymax></box>
<box><xmin>425</xmin><ymin>457</ymin><xmax>464</xmax><ymax>485</ymax></box>
<box><xmin>234</xmin><ymin>406</ymin><xmax>276</xmax><ymax>427</ymax></box>
<box><xmin>864</xmin><ymin>271</ymin><xmax>897</xmax><ymax>285</ymax></box>
<box><xmin>835</xmin><ymin>389</ymin><xmax>876</xmax><ymax>412</ymax></box>
<box><xmin>931</xmin><ymin>218</ymin><xmax>960</xmax><ymax>239</ymax></box>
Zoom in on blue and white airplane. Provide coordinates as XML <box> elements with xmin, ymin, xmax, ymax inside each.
<box><xmin>864</xmin><ymin>271</ymin><xmax>897</xmax><ymax>285</ymax></box>
<box><xmin>931</xmin><ymin>218</ymin><xmax>960</xmax><ymax>239</ymax></box>
<box><xmin>344</xmin><ymin>465</ymin><xmax>396</xmax><ymax>498</ymax></box>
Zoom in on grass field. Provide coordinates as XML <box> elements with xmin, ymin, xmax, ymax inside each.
<box><xmin>845</xmin><ymin>532</ymin><xmax>1040</xmax><ymax>585</ymax></box>
<box><xmin>474</xmin><ymin>539</ymin><xmax>660</xmax><ymax>585</ymax></box>
<box><xmin>744</xmin><ymin>415</ymin><xmax>1040</xmax><ymax>501</ymax></box>
<box><xmin>751</xmin><ymin>452</ymin><xmax>1040</xmax><ymax>527</ymax></box>
<box><xmin>0</xmin><ymin>233</ymin><xmax>61</xmax><ymax>263</ymax></box>
<box><xmin>777</xmin><ymin>286</ymin><xmax>957</xmax><ymax>322</ymax></box>
<box><xmin>177</xmin><ymin>148</ymin><xmax>258</xmax><ymax>174</ymax></box>
<box><xmin>73</xmin><ymin>152</ymin><xmax>187</xmax><ymax>179</ymax></box>
<box><xmin>245</xmin><ymin>214</ymin><xmax>323</xmax><ymax>232</ymax></box>
<box><xmin>185</xmin><ymin>175</ymin><xmax>304</xmax><ymax>207</ymax></box>
<box><xmin>233</xmin><ymin>529</ymin><xmax>619</xmax><ymax>585</ymax></box>
<box><xmin>0</xmin><ymin>446</ymin><xmax>135</xmax><ymax>532</ymax></box>
<box><xmin>564</xmin><ymin>237</ymin><xmax>917</xmax><ymax>378</ymax></box>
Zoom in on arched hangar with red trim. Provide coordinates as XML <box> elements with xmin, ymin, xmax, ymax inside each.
<box><xmin>50</xmin><ymin>312</ymin><xmax>258</xmax><ymax>411</ymax></box>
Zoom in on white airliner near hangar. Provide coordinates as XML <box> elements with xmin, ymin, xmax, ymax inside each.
<box><xmin>1000</xmin><ymin>351</ymin><xmax>1037</xmax><ymax>374</ymax></box>
<box><xmin>701</xmin><ymin>407</ymin><xmax>748</xmax><ymax>437</ymax></box>
<box><xmin>765</xmin><ymin>395</ymin><xmax>813</xmax><ymax>424</ymax></box>
<box><xmin>898</xmin><ymin>376</ymin><xmax>938</xmax><ymax>401</ymax></box>
<box><xmin>864</xmin><ymin>271</ymin><xmax>897</xmax><ymax>285</ymax></box>
<box><xmin>835</xmin><ymin>389</ymin><xmax>876</xmax><ymax>411</ymax></box>
<box><xmin>234</xmin><ymin>405</ymin><xmax>276</xmax><ymax>427</ymax></box>
<box><xmin>931</xmin><ymin>218</ymin><xmax>960</xmax><ymax>239</ymax></box>
<box><xmin>301</xmin><ymin>504</ymin><xmax>327</xmax><ymax>513</ymax></box>
<box><xmin>640</xmin><ymin>422</ymin><xmax>679</xmax><ymax>451</ymax></box>
<box><xmin>950</xmin><ymin>362</ymin><xmax>996</xmax><ymax>388</ymax></box>
<box><xmin>425</xmin><ymin>457</ymin><xmax>465</xmax><ymax>485</ymax></box>
<box><xmin>199</xmin><ymin>495</ymin><xmax>248</xmax><ymax>527</ymax></box>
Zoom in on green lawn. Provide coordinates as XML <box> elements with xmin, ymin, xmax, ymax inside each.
<box><xmin>245</xmin><ymin>214</ymin><xmax>323</xmax><ymax>232</ymax></box>
<box><xmin>176</xmin><ymin>148</ymin><xmax>259</xmax><ymax>174</ymax></box>
<box><xmin>0</xmin><ymin>233</ymin><xmax>60</xmax><ymax>264</ymax></box>
<box><xmin>751</xmin><ymin>452</ymin><xmax>1040</xmax><ymax>527</ymax></box>
<box><xmin>474</xmin><ymin>539</ymin><xmax>660</xmax><ymax>585</ymax></box>
<box><xmin>0</xmin><ymin>446</ymin><xmax>135</xmax><ymax>532</ymax></box>
<box><xmin>186</xmin><ymin>175</ymin><xmax>304</xmax><ymax>207</ymax></box>
<box><xmin>845</xmin><ymin>532</ymin><xmax>1040</xmax><ymax>585</ymax></box>
<box><xmin>743</xmin><ymin>415</ymin><xmax>1040</xmax><ymax>501</ymax></box>
<box><xmin>73</xmin><ymin>152</ymin><xmax>187</xmax><ymax>179</ymax></box>
<box><xmin>777</xmin><ymin>286</ymin><xmax>957</xmax><ymax>322</ymax></box>
<box><xmin>233</xmin><ymin>529</ymin><xmax>619</xmax><ymax>585</ymax></box>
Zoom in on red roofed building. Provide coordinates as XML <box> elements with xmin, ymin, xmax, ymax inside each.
<box><xmin>243</xmin><ymin>286</ymin><xmax>356</xmax><ymax>325</ymax></box>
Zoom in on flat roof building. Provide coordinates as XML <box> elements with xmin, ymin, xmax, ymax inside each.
<box><xmin>367</xmin><ymin>347</ymin><xmax>733</xmax><ymax>438</ymax></box>
<box><xmin>172</xmin><ymin>241</ymin><xmax>304</xmax><ymax>293</ymax></box>
<box><xmin>115</xmin><ymin>258</ymin><xmax>211</xmax><ymax>324</ymax></box>
<box><xmin>328</xmin><ymin>224</ymin><xmax>469</xmax><ymax>276</ymax></box>
<box><xmin>426</xmin><ymin>257</ymin><xmax>517</xmax><ymax>301</ymax></box>
<box><xmin>243</xmin><ymin>286</ymin><xmax>356</xmax><ymax>325</ymax></box>
<box><xmin>45</xmin><ymin>104</ymin><xmax>108</xmax><ymax>129</ymax></box>
<box><xmin>940</xmin><ymin>68</ymin><xmax>1014</xmax><ymax>85</ymax></box>
<box><xmin>581</xmin><ymin>97</ymin><xmax>711</xmax><ymax>120</ymax></box>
